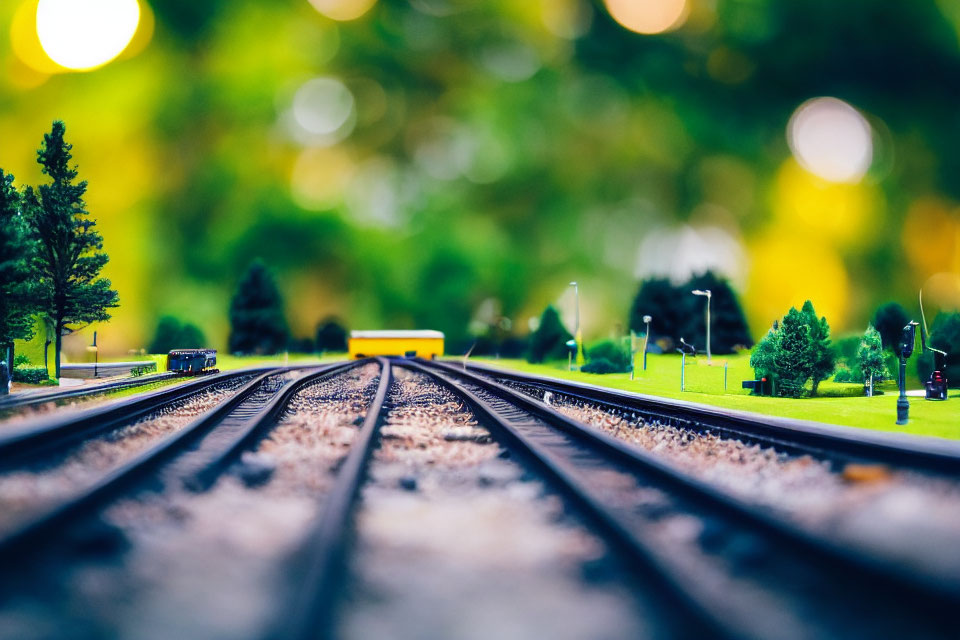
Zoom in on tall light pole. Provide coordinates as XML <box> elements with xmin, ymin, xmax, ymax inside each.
<box><xmin>692</xmin><ymin>289</ymin><xmax>712</xmax><ymax>363</ymax></box>
<box><xmin>642</xmin><ymin>315</ymin><xmax>652</xmax><ymax>371</ymax></box>
<box><xmin>569</xmin><ymin>281</ymin><xmax>583</xmax><ymax>367</ymax></box>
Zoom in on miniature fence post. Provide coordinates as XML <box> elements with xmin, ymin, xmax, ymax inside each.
<box><xmin>724</xmin><ymin>361</ymin><xmax>728</xmax><ymax>391</ymax></box>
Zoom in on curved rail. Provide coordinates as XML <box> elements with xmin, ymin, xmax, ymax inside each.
<box><xmin>413</xmin><ymin>359</ymin><xmax>957</xmax><ymax>640</ymax></box>
<box><xmin>456</xmin><ymin>360</ymin><xmax>960</xmax><ymax>474</ymax></box>
<box><xmin>269</xmin><ymin>357</ymin><xmax>392</xmax><ymax>640</ymax></box>
<box><xmin>0</xmin><ymin>362</ymin><xmax>360</xmax><ymax>564</ymax></box>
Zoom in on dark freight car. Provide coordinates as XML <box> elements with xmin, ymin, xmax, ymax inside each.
<box><xmin>167</xmin><ymin>349</ymin><xmax>218</xmax><ymax>375</ymax></box>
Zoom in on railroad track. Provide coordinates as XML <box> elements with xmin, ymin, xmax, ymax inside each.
<box><xmin>0</xmin><ymin>371</ymin><xmax>180</xmax><ymax>413</ymax></box>
<box><xmin>455</xmin><ymin>360</ymin><xmax>960</xmax><ymax>474</ymax></box>
<box><xmin>412</xmin><ymin>358</ymin><xmax>958</xmax><ymax>640</ymax></box>
<box><xmin>0</xmin><ymin>367</ymin><xmax>275</xmax><ymax>467</ymax></box>
<box><xmin>0</xmin><ymin>361</ymin><xmax>361</xmax><ymax>566</ymax></box>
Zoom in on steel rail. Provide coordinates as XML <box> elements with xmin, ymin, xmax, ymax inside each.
<box><xmin>0</xmin><ymin>371</ymin><xmax>179</xmax><ymax>412</ymax></box>
<box><xmin>269</xmin><ymin>357</ymin><xmax>392</xmax><ymax>640</ymax></box>
<box><xmin>414</xmin><ymin>359</ymin><xmax>957</xmax><ymax>640</ymax></box>
<box><xmin>0</xmin><ymin>367</ymin><xmax>274</xmax><ymax>467</ymax></box>
<box><xmin>0</xmin><ymin>362</ymin><xmax>357</xmax><ymax>564</ymax></box>
<box><xmin>457</xmin><ymin>360</ymin><xmax>960</xmax><ymax>474</ymax></box>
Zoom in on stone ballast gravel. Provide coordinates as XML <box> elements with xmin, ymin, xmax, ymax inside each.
<box><xmin>505</xmin><ymin>380</ymin><xmax>960</xmax><ymax>583</ymax></box>
<box><xmin>337</xmin><ymin>367</ymin><xmax>651</xmax><ymax>640</ymax></box>
<box><xmin>0</xmin><ymin>376</ymin><xmax>252</xmax><ymax>532</ymax></box>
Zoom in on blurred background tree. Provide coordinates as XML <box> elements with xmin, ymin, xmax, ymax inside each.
<box><xmin>3</xmin><ymin>0</ymin><xmax>960</xmax><ymax>357</ymax></box>
<box><xmin>228</xmin><ymin>259</ymin><xmax>289</xmax><ymax>355</ymax></box>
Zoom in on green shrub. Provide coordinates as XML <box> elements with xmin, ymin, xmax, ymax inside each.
<box><xmin>586</xmin><ymin>339</ymin><xmax>631</xmax><ymax>373</ymax></box>
<box><xmin>13</xmin><ymin>354</ymin><xmax>30</xmax><ymax>367</ymax></box>
<box><xmin>833</xmin><ymin>366</ymin><xmax>863</xmax><ymax>384</ymax></box>
<box><xmin>582</xmin><ymin>358</ymin><xmax>621</xmax><ymax>374</ymax></box>
<box><xmin>13</xmin><ymin>367</ymin><xmax>49</xmax><ymax>384</ymax></box>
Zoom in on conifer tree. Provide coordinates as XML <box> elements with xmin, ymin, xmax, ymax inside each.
<box><xmin>858</xmin><ymin>325</ymin><xmax>889</xmax><ymax>396</ymax></box>
<box><xmin>801</xmin><ymin>300</ymin><xmax>834</xmax><ymax>396</ymax></box>
<box><xmin>0</xmin><ymin>170</ymin><xmax>37</xmax><ymax>366</ymax></box>
<box><xmin>228</xmin><ymin>259</ymin><xmax>289</xmax><ymax>354</ymax></box>
<box><xmin>315</xmin><ymin>317</ymin><xmax>348</xmax><ymax>352</ymax></box>
<box><xmin>27</xmin><ymin>121</ymin><xmax>118</xmax><ymax>378</ymax></box>
<box><xmin>527</xmin><ymin>305</ymin><xmax>573</xmax><ymax>363</ymax></box>
<box><xmin>773</xmin><ymin>307</ymin><xmax>814</xmax><ymax>397</ymax></box>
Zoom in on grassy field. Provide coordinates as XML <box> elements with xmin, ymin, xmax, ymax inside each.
<box><xmin>470</xmin><ymin>354</ymin><xmax>960</xmax><ymax>441</ymax></box>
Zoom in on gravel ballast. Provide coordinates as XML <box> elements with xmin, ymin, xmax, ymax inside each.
<box><xmin>502</xmin><ymin>379</ymin><xmax>960</xmax><ymax>584</ymax></box>
<box><xmin>0</xmin><ymin>365</ymin><xmax>382</xmax><ymax>639</ymax></box>
<box><xmin>336</xmin><ymin>367</ymin><xmax>652</xmax><ymax>640</ymax></box>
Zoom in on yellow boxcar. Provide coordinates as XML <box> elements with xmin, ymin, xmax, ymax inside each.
<box><xmin>348</xmin><ymin>330</ymin><xmax>445</xmax><ymax>359</ymax></box>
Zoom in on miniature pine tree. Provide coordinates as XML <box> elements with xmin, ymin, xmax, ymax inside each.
<box><xmin>857</xmin><ymin>324</ymin><xmax>889</xmax><ymax>396</ymax></box>
<box><xmin>527</xmin><ymin>306</ymin><xmax>573</xmax><ymax>363</ymax></box>
<box><xmin>749</xmin><ymin>328</ymin><xmax>777</xmax><ymax>381</ymax></box>
<box><xmin>228</xmin><ymin>259</ymin><xmax>289</xmax><ymax>354</ymax></box>
<box><xmin>0</xmin><ymin>170</ymin><xmax>37</xmax><ymax>366</ymax></box>
<box><xmin>27</xmin><ymin>122</ymin><xmax>119</xmax><ymax>378</ymax></box>
<box><xmin>773</xmin><ymin>307</ymin><xmax>813</xmax><ymax>398</ymax></box>
<box><xmin>801</xmin><ymin>300</ymin><xmax>834</xmax><ymax>396</ymax></box>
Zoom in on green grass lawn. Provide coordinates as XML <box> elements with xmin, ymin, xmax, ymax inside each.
<box><xmin>470</xmin><ymin>354</ymin><xmax>960</xmax><ymax>441</ymax></box>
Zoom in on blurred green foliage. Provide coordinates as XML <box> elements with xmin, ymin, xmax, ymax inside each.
<box><xmin>3</xmin><ymin>0</ymin><xmax>960</xmax><ymax>356</ymax></box>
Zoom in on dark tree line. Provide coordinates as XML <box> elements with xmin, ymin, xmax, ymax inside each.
<box><xmin>628</xmin><ymin>271</ymin><xmax>752</xmax><ymax>355</ymax></box>
<box><xmin>0</xmin><ymin>121</ymin><xmax>118</xmax><ymax>379</ymax></box>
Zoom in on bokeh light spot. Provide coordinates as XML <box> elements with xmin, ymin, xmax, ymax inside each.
<box><xmin>293</xmin><ymin>77</ymin><xmax>355</xmax><ymax>136</ymax></box>
<box><xmin>603</xmin><ymin>0</ymin><xmax>689</xmax><ymax>35</ymax></box>
<box><xmin>787</xmin><ymin>97</ymin><xmax>873</xmax><ymax>184</ymax></box>
<box><xmin>37</xmin><ymin>0</ymin><xmax>140</xmax><ymax>71</ymax></box>
<box><xmin>903</xmin><ymin>198</ymin><xmax>960</xmax><ymax>276</ymax></box>
<box><xmin>291</xmin><ymin>146</ymin><xmax>355</xmax><ymax>211</ymax></box>
<box><xmin>308</xmin><ymin>0</ymin><xmax>377</xmax><ymax>21</ymax></box>
<box><xmin>11</xmin><ymin>0</ymin><xmax>64</xmax><ymax>75</ymax></box>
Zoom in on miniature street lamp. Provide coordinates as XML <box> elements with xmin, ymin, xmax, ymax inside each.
<box><xmin>896</xmin><ymin>322</ymin><xmax>919</xmax><ymax>425</ymax></box>
<box><xmin>565</xmin><ymin>339</ymin><xmax>577</xmax><ymax>372</ymax></box>
<box><xmin>692</xmin><ymin>289</ymin><xmax>712</xmax><ymax>362</ymax></box>
<box><xmin>569</xmin><ymin>281</ymin><xmax>583</xmax><ymax>368</ymax></box>
<box><xmin>642</xmin><ymin>315</ymin><xmax>652</xmax><ymax>371</ymax></box>
<box><xmin>88</xmin><ymin>331</ymin><xmax>99</xmax><ymax>378</ymax></box>
<box><xmin>677</xmin><ymin>337</ymin><xmax>696</xmax><ymax>391</ymax></box>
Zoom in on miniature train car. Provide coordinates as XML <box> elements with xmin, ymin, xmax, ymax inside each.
<box><xmin>348</xmin><ymin>330</ymin><xmax>444</xmax><ymax>359</ymax></box>
<box><xmin>167</xmin><ymin>349</ymin><xmax>218</xmax><ymax>374</ymax></box>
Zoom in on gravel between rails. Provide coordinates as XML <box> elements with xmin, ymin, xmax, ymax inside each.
<box><xmin>0</xmin><ymin>364</ymin><xmax>384</xmax><ymax>640</ymax></box>
<box><xmin>336</xmin><ymin>368</ymin><xmax>653</xmax><ymax>640</ymax></box>
<box><xmin>0</xmin><ymin>376</ymin><xmax>253</xmax><ymax>535</ymax></box>
<box><xmin>505</xmin><ymin>381</ymin><xmax>960</xmax><ymax>582</ymax></box>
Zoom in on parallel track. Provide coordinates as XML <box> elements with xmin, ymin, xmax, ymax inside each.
<box><xmin>0</xmin><ymin>368</ymin><xmax>274</xmax><ymax>467</ymax></box>
<box><xmin>269</xmin><ymin>357</ymin><xmax>392</xmax><ymax>640</ymax></box>
<box><xmin>414</xmin><ymin>359</ymin><xmax>957</xmax><ymax>640</ymax></box>
<box><xmin>0</xmin><ymin>361</ymin><xmax>361</xmax><ymax>565</ymax></box>
<box><xmin>456</xmin><ymin>360</ymin><xmax>960</xmax><ymax>474</ymax></box>
<box><xmin>0</xmin><ymin>371</ymin><xmax>179</xmax><ymax>412</ymax></box>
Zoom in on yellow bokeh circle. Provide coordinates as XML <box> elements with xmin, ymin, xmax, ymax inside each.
<box><xmin>603</xmin><ymin>0</ymin><xmax>689</xmax><ymax>35</ymax></box>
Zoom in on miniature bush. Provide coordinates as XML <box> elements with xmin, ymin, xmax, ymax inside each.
<box><xmin>582</xmin><ymin>358</ymin><xmax>621</xmax><ymax>374</ymax></box>
<box><xmin>13</xmin><ymin>367</ymin><xmax>49</xmax><ymax>384</ymax></box>
<box><xmin>149</xmin><ymin>316</ymin><xmax>207</xmax><ymax>353</ymax></box>
<box><xmin>13</xmin><ymin>353</ymin><xmax>30</xmax><ymax>367</ymax></box>
<box><xmin>585</xmin><ymin>339</ymin><xmax>631</xmax><ymax>373</ymax></box>
<box><xmin>315</xmin><ymin>318</ymin><xmax>348</xmax><ymax>352</ymax></box>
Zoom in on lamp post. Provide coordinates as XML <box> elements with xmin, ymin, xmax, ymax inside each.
<box><xmin>642</xmin><ymin>315</ymin><xmax>652</xmax><ymax>371</ymax></box>
<box><xmin>88</xmin><ymin>331</ymin><xmax>99</xmax><ymax>378</ymax></box>
<box><xmin>692</xmin><ymin>289</ymin><xmax>712</xmax><ymax>363</ymax></box>
<box><xmin>569</xmin><ymin>281</ymin><xmax>583</xmax><ymax>368</ymax></box>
